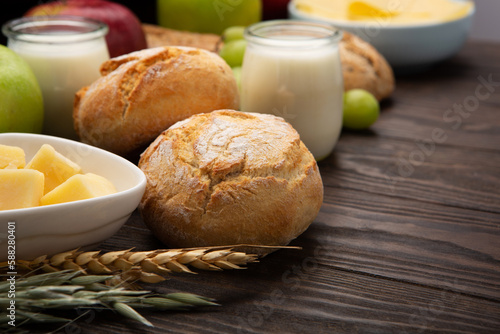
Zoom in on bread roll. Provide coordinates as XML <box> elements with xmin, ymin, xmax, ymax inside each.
<box><xmin>142</xmin><ymin>23</ymin><xmax>221</xmax><ymax>52</ymax></box>
<box><xmin>73</xmin><ymin>46</ymin><xmax>239</xmax><ymax>156</ymax></box>
<box><xmin>340</xmin><ymin>32</ymin><xmax>395</xmax><ymax>101</ymax></box>
<box><xmin>138</xmin><ymin>110</ymin><xmax>323</xmax><ymax>250</ymax></box>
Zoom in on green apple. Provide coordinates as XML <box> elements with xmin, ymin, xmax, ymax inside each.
<box><xmin>343</xmin><ymin>89</ymin><xmax>380</xmax><ymax>130</ymax></box>
<box><xmin>157</xmin><ymin>0</ymin><xmax>261</xmax><ymax>35</ymax></box>
<box><xmin>0</xmin><ymin>45</ymin><xmax>43</xmax><ymax>133</ymax></box>
<box><xmin>219</xmin><ymin>39</ymin><xmax>247</xmax><ymax>67</ymax></box>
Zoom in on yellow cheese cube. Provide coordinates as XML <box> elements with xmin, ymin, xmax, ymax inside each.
<box><xmin>26</xmin><ymin>144</ymin><xmax>82</xmax><ymax>194</ymax></box>
<box><xmin>40</xmin><ymin>173</ymin><xmax>117</xmax><ymax>206</ymax></box>
<box><xmin>0</xmin><ymin>144</ymin><xmax>26</xmax><ymax>169</ymax></box>
<box><xmin>0</xmin><ymin>169</ymin><xmax>44</xmax><ymax>210</ymax></box>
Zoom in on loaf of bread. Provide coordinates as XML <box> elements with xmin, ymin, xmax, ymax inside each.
<box><xmin>73</xmin><ymin>46</ymin><xmax>239</xmax><ymax>156</ymax></box>
<box><xmin>142</xmin><ymin>24</ymin><xmax>394</xmax><ymax>100</ymax></box>
<box><xmin>138</xmin><ymin>110</ymin><xmax>323</xmax><ymax>250</ymax></box>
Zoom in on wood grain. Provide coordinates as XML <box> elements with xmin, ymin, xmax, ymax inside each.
<box><xmin>27</xmin><ymin>40</ymin><xmax>500</xmax><ymax>333</ymax></box>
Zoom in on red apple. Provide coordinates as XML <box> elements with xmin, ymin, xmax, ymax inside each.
<box><xmin>25</xmin><ymin>0</ymin><xmax>147</xmax><ymax>58</ymax></box>
<box><xmin>262</xmin><ymin>0</ymin><xmax>291</xmax><ymax>20</ymax></box>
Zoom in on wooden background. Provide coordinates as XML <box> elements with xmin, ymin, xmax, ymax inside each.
<box><xmin>0</xmin><ymin>2</ymin><xmax>498</xmax><ymax>333</ymax></box>
<box><xmin>30</xmin><ymin>40</ymin><xmax>497</xmax><ymax>333</ymax></box>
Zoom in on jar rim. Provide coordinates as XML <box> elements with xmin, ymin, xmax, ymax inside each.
<box><xmin>2</xmin><ymin>15</ymin><xmax>109</xmax><ymax>44</ymax></box>
<box><xmin>244</xmin><ymin>20</ymin><xmax>342</xmax><ymax>48</ymax></box>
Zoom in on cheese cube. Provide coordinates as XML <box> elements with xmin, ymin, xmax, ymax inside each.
<box><xmin>40</xmin><ymin>173</ymin><xmax>117</xmax><ymax>206</ymax></box>
<box><xmin>0</xmin><ymin>169</ymin><xmax>44</xmax><ymax>210</ymax></box>
<box><xmin>0</xmin><ymin>144</ymin><xmax>26</xmax><ymax>169</ymax></box>
<box><xmin>26</xmin><ymin>144</ymin><xmax>82</xmax><ymax>194</ymax></box>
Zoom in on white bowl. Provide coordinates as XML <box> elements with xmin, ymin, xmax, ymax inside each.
<box><xmin>0</xmin><ymin>133</ymin><xmax>146</xmax><ymax>261</ymax></box>
<box><xmin>288</xmin><ymin>0</ymin><xmax>475</xmax><ymax>71</ymax></box>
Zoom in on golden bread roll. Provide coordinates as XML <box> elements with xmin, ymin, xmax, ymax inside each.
<box><xmin>138</xmin><ymin>110</ymin><xmax>323</xmax><ymax>250</ymax></box>
<box><xmin>73</xmin><ymin>46</ymin><xmax>239</xmax><ymax>156</ymax></box>
<box><xmin>142</xmin><ymin>24</ymin><xmax>394</xmax><ymax>100</ymax></box>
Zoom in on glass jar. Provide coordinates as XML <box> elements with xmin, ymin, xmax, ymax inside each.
<box><xmin>2</xmin><ymin>16</ymin><xmax>109</xmax><ymax>139</ymax></box>
<box><xmin>240</xmin><ymin>20</ymin><xmax>343</xmax><ymax>161</ymax></box>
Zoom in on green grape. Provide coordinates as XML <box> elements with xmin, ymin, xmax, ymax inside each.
<box><xmin>231</xmin><ymin>66</ymin><xmax>242</xmax><ymax>92</ymax></box>
<box><xmin>222</xmin><ymin>26</ymin><xmax>246</xmax><ymax>43</ymax></box>
<box><xmin>342</xmin><ymin>89</ymin><xmax>380</xmax><ymax>130</ymax></box>
<box><xmin>219</xmin><ymin>39</ymin><xmax>247</xmax><ymax>67</ymax></box>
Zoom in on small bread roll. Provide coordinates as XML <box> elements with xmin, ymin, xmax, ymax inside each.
<box><xmin>138</xmin><ymin>110</ymin><xmax>323</xmax><ymax>250</ymax></box>
<box><xmin>73</xmin><ymin>46</ymin><xmax>239</xmax><ymax>156</ymax></box>
<box><xmin>340</xmin><ymin>32</ymin><xmax>395</xmax><ymax>101</ymax></box>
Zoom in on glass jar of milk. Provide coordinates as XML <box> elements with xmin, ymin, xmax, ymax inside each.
<box><xmin>2</xmin><ymin>16</ymin><xmax>109</xmax><ymax>139</ymax></box>
<box><xmin>241</xmin><ymin>20</ymin><xmax>343</xmax><ymax>160</ymax></box>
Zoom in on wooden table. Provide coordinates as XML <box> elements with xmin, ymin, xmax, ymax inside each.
<box><xmin>67</xmin><ymin>40</ymin><xmax>500</xmax><ymax>333</ymax></box>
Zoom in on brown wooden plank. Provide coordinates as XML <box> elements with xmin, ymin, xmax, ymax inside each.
<box><xmin>319</xmin><ymin>136</ymin><xmax>500</xmax><ymax>213</ymax></box>
<box><xmin>373</xmin><ymin>103</ymin><xmax>500</xmax><ymax>151</ymax></box>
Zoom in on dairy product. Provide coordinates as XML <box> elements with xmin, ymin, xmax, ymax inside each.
<box><xmin>41</xmin><ymin>173</ymin><xmax>117</xmax><ymax>206</ymax></box>
<box><xmin>4</xmin><ymin>17</ymin><xmax>109</xmax><ymax>139</ymax></box>
<box><xmin>8</xmin><ymin>39</ymin><xmax>108</xmax><ymax>139</ymax></box>
<box><xmin>293</xmin><ymin>0</ymin><xmax>474</xmax><ymax>25</ymax></box>
<box><xmin>0</xmin><ymin>144</ymin><xmax>25</xmax><ymax>169</ymax></box>
<box><xmin>0</xmin><ymin>143</ymin><xmax>117</xmax><ymax>211</ymax></box>
<box><xmin>241</xmin><ymin>22</ymin><xmax>343</xmax><ymax>160</ymax></box>
<box><xmin>26</xmin><ymin>144</ymin><xmax>82</xmax><ymax>194</ymax></box>
<box><xmin>0</xmin><ymin>169</ymin><xmax>44</xmax><ymax>210</ymax></box>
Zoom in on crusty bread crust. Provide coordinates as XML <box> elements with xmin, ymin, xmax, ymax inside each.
<box><xmin>138</xmin><ymin>110</ymin><xmax>323</xmax><ymax>250</ymax></box>
<box><xmin>340</xmin><ymin>32</ymin><xmax>395</xmax><ymax>101</ymax></box>
<box><xmin>142</xmin><ymin>24</ymin><xmax>394</xmax><ymax>100</ymax></box>
<box><xmin>143</xmin><ymin>23</ymin><xmax>221</xmax><ymax>52</ymax></box>
<box><xmin>73</xmin><ymin>46</ymin><xmax>239</xmax><ymax>156</ymax></box>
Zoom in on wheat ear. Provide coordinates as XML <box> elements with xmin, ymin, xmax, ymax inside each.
<box><xmin>12</xmin><ymin>245</ymin><xmax>298</xmax><ymax>284</ymax></box>
<box><xmin>0</xmin><ymin>270</ymin><xmax>218</xmax><ymax>330</ymax></box>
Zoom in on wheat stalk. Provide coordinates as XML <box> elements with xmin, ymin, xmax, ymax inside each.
<box><xmin>0</xmin><ymin>245</ymin><xmax>299</xmax><ymax>330</ymax></box>
<box><xmin>0</xmin><ymin>270</ymin><xmax>218</xmax><ymax>330</ymax></box>
<box><xmin>9</xmin><ymin>245</ymin><xmax>298</xmax><ymax>284</ymax></box>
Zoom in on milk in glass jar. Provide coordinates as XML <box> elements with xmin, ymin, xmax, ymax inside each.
<box><xmin>2</xmin><ymin>16</ymin><xmax>109</xmax><ymax>139</ymax></box>
<box><xmin>241</xmin><ymin>20</ymin><xmax>343</xmax><ymax>160</ymax></box>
